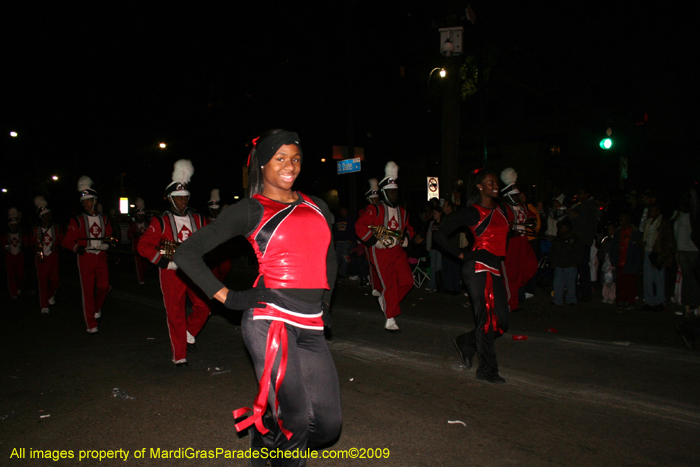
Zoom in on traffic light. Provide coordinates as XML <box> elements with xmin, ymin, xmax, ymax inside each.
<box><xmin>599</xmin><ymin>137</ymin><xmax>613</xmax><ymax>149</ymax></box>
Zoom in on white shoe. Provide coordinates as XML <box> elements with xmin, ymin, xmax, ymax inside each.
<box><xmin>87</xmin><ymin>327</ymin><xmax>99</xmax><ymax>334</ymax></box>
<box><xmin>348</xmin><ymin>275</ymin><xmax>360</xmax><ymax>281</ymax></box>
<box><xmin>41</xmin><ymin>308</ymin><xmax>49</xmax><ymax>314</ymax></box>
<box><xmin>372</xmin><ymin>289</ymin><xmax>381</xmax><ymax>297</ymax></box>
<box><xmin>95</xmin><ymin>310</ymin><xmax>102</xmax><ymax>319</ymax></box>
<box><xmin>186</xmin><ymin>331</ymin><xmax>196</xmax><ymax>345</ymax></box>
<box><xmin>524</xmin><ymin>293</ymin><xmax>534</xmax><ymax>299</ymax></box>
<box><xmin>48</xmin><ymin>296</ymin><xmax>56</xmax><ymax>305</ymax></box>
<box><xmin>385</xmin><ymin>318</ymin><xmax>400</xmax><ymax>332</ymax></box>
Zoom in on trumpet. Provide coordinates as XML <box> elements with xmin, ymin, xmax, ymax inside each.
<box><xmin>369</xmin><ymin>225</ymin><xmax>404</xmax><ymax>247</ymax></box>
<box><xmin>158</xmin><ymin>239</ymin><xmax>180</xmax><ymax>259</ymax></box>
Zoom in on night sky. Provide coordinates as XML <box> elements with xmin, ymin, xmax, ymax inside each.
<box><xmin>2</xmin><ymin>1</ymin><xmax>697</xmax><ymax>219</ymax></box>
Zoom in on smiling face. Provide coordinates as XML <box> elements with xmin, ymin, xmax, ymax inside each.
<box><xmin>477</xmin><ymin>174</ymin><xmax>500</xmax><ymax>200</ymax></box>
<box><xmin>261</xmin><ymin>144</ymin><xmax>301</xmax><ymax>197</ymax></box>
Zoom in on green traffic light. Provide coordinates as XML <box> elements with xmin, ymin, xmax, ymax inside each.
<box><xmin>599</xmin><ymin>138</ymin><xmax>613</xmax><ymax>149</ymax></box>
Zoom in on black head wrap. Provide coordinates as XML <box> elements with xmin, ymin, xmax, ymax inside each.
<box><xmin>250</xmin><ymin>131</ymin><xmax>302</xmax><ymax>167</ymax></box>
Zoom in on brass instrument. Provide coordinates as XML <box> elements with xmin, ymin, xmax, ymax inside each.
<box><xmin>159</xmin><ymin>239</ymin><xmax>180</xmax><ymax>259</ymax></box>
<box><xmin>369</xmin><ymin>225</ymin><xmax>404</xmax><ymax>247</ymax></box>
<box><xmin>80</xmin><ymin>236</ymin><xmax>119</xmax><ymax>248</ymax></box>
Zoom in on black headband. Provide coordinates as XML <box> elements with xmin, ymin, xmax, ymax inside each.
<box><xmin>252</xmin><ymin>131</ymin><xmax>302</xmax><ymax>167</ymax></box>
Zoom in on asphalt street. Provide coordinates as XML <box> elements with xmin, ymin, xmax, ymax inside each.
<box><xmin>1</xmin><ymin>250</ymin><xmax>699</xmax><ymax>466</ymax></box>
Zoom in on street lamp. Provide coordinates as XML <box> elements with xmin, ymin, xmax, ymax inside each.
<box><xmin>159</xmin><ymin>142</ymin><xmax>167</xmax><ymax>149</ymax></box>
<box><xmin>51</xmin><ymin>175</ymin><xmax>59</xmax><ymax>181</ymax></box>
<box><xmin>10</xmin><ymin>131</ymin><xmax>18</xmax><ymax>138</ymax></box>
<box><xmin>427</xmin><ymin>67</ymin><xmax>447</xmax><ymax>112</ymax></box>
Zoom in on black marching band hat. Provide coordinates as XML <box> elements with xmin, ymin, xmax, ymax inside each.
<box><xmin>34</xmin><ymin>196</ymin><xmax>51</xmax><ymax>217</ymax></box>
<box><xmin>165</xmin><ymin>159</ymin><xmax>194</xmax><ymax>198</ymax></box>
<box><xmin>7</xmin><ymin>207</ymin><xmax>19</xmax><ymax>225</ymax></box>
<box><xmin>77</xmin><ymin>176</ymin><xmax>98</xmax><ymax>201</ymax></box>
<box><xmin>135</xmin><ymin>198</ymin><xmax>145</xmax><ymax>214</ymax></box>
<box><xmin>365</xmin><ymin>178</ymin><xmax>380</xmax><ymax>200</ymax></box>
<box><xmin>208</xmin><ymin>189</ymin><xmax>220</xmax><ymax>209</ymax></box>
<box><xmin>500</xmin><ymin>167</ymin><xmax>520</xmax><ymax>200</ymax></box>
<box><xmin>378</xmin><ymin>162</ymin><xmax>399</xmax><ymax>191</ymax></box>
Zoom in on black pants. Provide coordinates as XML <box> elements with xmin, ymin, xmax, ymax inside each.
<box><xmin>241</xmin><ymin>310</ymin><xmax>342</xmax><ymax>466</ymax></box>
<box><xmin>459</xmin><ymin>261</ymin><xmax>510</xmax><ymax>377</ymax></box>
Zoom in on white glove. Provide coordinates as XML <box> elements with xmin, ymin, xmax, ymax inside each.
<box><xmin>386</xmin><ymin>236</ymin><xmax>399</xmax><ymax>248</ymax></box>
<box><xmin>167</xmin><ymin>261</ymin><xmax>179</xmax><ymax>271</ymax></box>
<box><xmin>374</xmin><ymin>241</ymin><xmax>386</xmax><ymax>249</ymax></box>
<box><xmin>98</xmin><ymin>244</ymin><xmax>110</xmax><ymax>251</ymax></box>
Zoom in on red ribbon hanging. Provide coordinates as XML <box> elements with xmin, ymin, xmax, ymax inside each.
<box><xmin>232</xmin><ymin>320</ymin><xmax>292</xmax><ymax>441</ymax></box>
<box><xmin>483</xmin><ymin>272</ymin><xmax>503</xmax><ymax>335</ymax></box>
<box><xmin>246</xmin><ymin>136</ymin><xmax>261</xmax><ymax>167</ymax></box>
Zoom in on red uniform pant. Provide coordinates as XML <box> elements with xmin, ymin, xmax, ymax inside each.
<box><xmin>369</xmin><ymin>246</ymin><xmax>413</xmax><ymax>319</ymax></box>
<box><xmin>5</xmin><ymin>253</ymin><xmax>24</xmax><ymax>298</ymax></box>
<box><xmin>77</xmin><ymin>253</ymin><xmax>111</xmax><ymax>331</ymax></box>
<box><xmin>159</xmin><ymin>268</ymin><xmax>211</xmax><ymax>363</ymax></box>
<box><xmin>132</xmin><ymin>244</ymin><xmax>149</xmax><ymax>283</ymax></box>
<box><xmin>35</xmin><ymin>253</ymin><xmax>60</xmax><ymax>308</ymax></box>
<box><xmin>503</xmin><ymin>236</ymin><xmax>538</xmax><ymax>311</ymax></box>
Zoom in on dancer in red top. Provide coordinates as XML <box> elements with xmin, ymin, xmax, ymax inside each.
<box><xmin>31</xmin><ymin>197</ymin><xmax>63</xmax><ymax>313</ymax></box>
<box><xmin>174</xmin><ymin>130</ymin><xmax>340</xmax><ymax>465</ymax></box>
<box><xmin>356</xmin><ymin>162</ymin><xmax>415</xmax><ymax>332</ymax></box>
<box><xmin>138</xmin><ymin>160</ymin><xmax>211</xmax><ymax>366</ymax></box>
<box><xmin>436</xmin><ymin>169</ymin><xmax>510</xmax><ymax>383</ymax></box>
<box><xmin>62</xmin><ymin>177</ymin><xmax>113</xmax><ymax>334</ymax></box>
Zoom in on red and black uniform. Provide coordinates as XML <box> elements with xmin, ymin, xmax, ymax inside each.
<box><xmin>31</xmin><ymin>224</ymin><xmax>63</xmax><ymax>309</ymax></box>
<box><xmin>138</xmin><ymin>209</ymin><xmax>210</xmax><ymax>364</ymax></box>
<box><xmin>127</xmin><ymin>217</ymin><xmax>149</xmax><ymax>284</ymax></box>
<box><xmin>502</xmin><ymin>202</ymin><xmax>538</xmax><ymax>311</ymax></box>
<box><xmin>436</xmin><ymin>202</ymin><xmax>511</xmax><ymax>379</ymax></box>
<box><xmin>2</xmin><ymin>231</ymin><xmax>30</xmax><ymax>298</ymax></box>
<box><xmin>62</xmin><ymin>213</ymin><xmax>112</xmax><ymax>331</ymax></box>
<box><xmin>173</xmin><ymin>192</ymin><xmax>340</xmax><ymax>463</ymax></box>
<box><xmin>356</xmin><ymin>202</ymin><xmax>415</xmax><ymax>319</ymax></box>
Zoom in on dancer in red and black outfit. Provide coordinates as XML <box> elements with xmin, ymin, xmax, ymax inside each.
<box><xmin>127</xmin><ymin>198</ymin><xmax>149</xmax><ymax>285</ymax></box>
<box><xmin>62</xmin><ymin>177</ymin><xmax>113</xmax><ymax>334</ymax></box>
<box><xmin>174</xmin><ymin>130</ymin><xmax>340</xmax><ymax>466</ymax></box>
<box><xmin>2</xmin><ymin>208</ymin><xmax>29</xmax><ymax>299</ymax></box>
<box><xmin>356</xmin><ymin>162</ymin><xmax>414</xmax><ymax>332</ymax></box>
<box><xmin>138</xmin><ymin>160</ymin><xmax>211</xmax><ymax>366</ymax></box>
<box><xmin>31</xmin><ymin>197</ymin><xmax>62</xmax><ymax>313</ymax></box>
<box><xmin>436</xmin><ymin>169</ymin><xmax>510</xmax><ymax>383</ymax></box>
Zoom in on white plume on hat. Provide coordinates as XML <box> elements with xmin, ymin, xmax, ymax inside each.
<box><xmin>369</xmin><ymin>178</ymin><xmax>379</xmax><ymax>191</ymax></box>
<box><xmin>34</xmin><ymin>196</ymin><xmax>48</xmax><ymax>209</ymax></box>
<box><xmin>135</xmin><ymin>198</ymin><xmax>145</xmax><ymax>210</ymax></box>
<box><xmin>8</xmin><ymin>207</ymin><xmax>18</xmax><ymax>219</ymax></box>
<box><xmin>209</xmin><ymin>189</ymin><xmax>220</xmax><ymax>203</ymax></box>
<box><xmin>172</xmin><ymin>159</ymin><xmax>194</xmax><ymax>185</ymax></box>
<box><xmin>500</xmin><ymin>168</ymin><xmax>517</xmax><ymax>186</ymax></box>
<box><xmin>77</xmin><ymin>176</ymin><xmax>93</xmax><ymax>191</ymax></box>
<box><xmin>384</xmin><ymin>161</ymin><xmax>399</xmax><ymax>181</ymax></box>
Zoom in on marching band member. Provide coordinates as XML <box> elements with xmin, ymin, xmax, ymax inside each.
<box><xmin>137</xmin><ymin>160</ymin><xmax>210</xmax><ymax>367</ymax></box>
<box><xmin>206</xmin><ymin>188</ymin><xmax>233</xmax><ymax>283</ymax></box>
<box><xmin>127</xmin><ymin>198</ymin><xmax>149</xmax><ymax>285</ymax></box>
<box><xmin>2</xmin><ymin>208</ymin><xmax>29</xmax><ymax>299</ymax></box>
<box><xmin>499</xmin><ymin>168</ymin><xmax>538</xmax><ymax>313</ymax></box>
<box><xmin>362</xmin><ymin>178</ymin><xmax>382</xmax><ymax>296</ymax></box>
<box><xmin>62</xmin><ymin>177</ymin><xmax>113</xmax><ymax>334</ymax></box>
<box><xmin>356</xmin><ymin>162</ymin><xmax>415</xmax><ymax>332</ymax></box>
<box><xmin>173</xmin><ymin>130</ymin><xmax>341</xmax><ymax>464</ymax></box>
<box><xmin>435</xmin><ymin>169</ymin><xmax>510</xmax><ymax>383</ymax></box>
<box><xmin>31</xmin><ymin>197</ymin><xmax>62</xmax><ymax>313</ymax></box>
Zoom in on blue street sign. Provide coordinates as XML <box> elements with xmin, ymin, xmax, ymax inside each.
<box><xmin>337</xmin><ymin>157</ymin><xmax>361</xmax><ymax>174</ymax></box>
